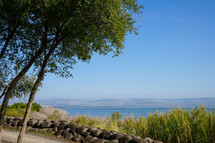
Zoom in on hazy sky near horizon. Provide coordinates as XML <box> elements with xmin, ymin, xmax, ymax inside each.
<box><xmin>36</xmin><ymin>0</ymin><xmax>215</xmax><ymax>100</ymax></box>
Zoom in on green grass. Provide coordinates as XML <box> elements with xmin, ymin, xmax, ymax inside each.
<box><xmin>70</xmin><ymin>105</ymin><xmax>215</xmax><ymax>143</ymax></box>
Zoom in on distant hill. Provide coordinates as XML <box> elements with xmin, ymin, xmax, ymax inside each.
<box><xmin>34</xmin><ymin>97</ymin><xmax>215</xmax><ymax>108</ymax></box>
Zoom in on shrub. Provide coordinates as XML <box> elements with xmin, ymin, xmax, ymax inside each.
<box><xmin>33</xmin><ymin>106</ymin><xmax>70</xmax><ymax>121</ymax></box>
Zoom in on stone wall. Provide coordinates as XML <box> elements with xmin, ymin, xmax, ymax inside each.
<box><xmin>4</xmin><ymin>117</ymin><xmax>163</xmax><ymax>143</ymax></box>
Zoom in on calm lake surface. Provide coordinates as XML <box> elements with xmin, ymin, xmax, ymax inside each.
<box><xmin>59</xmin><ymin>107</ymin><xmax>213</xmax><ymax>118</ymax></box>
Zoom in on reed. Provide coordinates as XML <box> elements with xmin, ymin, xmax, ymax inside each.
<box><xmin>69</xmin><ymin>105</ymin><xmax>215</xmax><ymax>143</ymax></box>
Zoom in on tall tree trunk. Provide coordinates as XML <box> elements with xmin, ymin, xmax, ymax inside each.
<box><xmin>0</xmin><ymin>46</ymin><xmax>43</xmax><ymax>142</ymax></box>
<box><xmin>0</xmin><ymin>29</ymin><xmax>16</xmax><ymax>59</ymax></box>
<box><xmin>17</xmin><ymin>39</ymin><xmax>62</xmax><ymax>143</ymax></box>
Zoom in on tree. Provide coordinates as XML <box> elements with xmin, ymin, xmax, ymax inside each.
<box><xmin>0</xmin><ymin>0</ymin><xmax>47</xmax><ymax>141</ymax></box>
<box><xmin>0</xmin><ymin>74</ymin><xmax>39</xmax><ymax>100</ymax></box>
<box><xmin>0</xmin><ymin>0</ymin><xmax>143</xmax><ymax>142</ymax></box>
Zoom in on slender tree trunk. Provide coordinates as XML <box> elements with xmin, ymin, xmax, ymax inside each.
<box><xmin>0</xmin><ymin>30</ymin><xmax>15</xmax><ymax>59</ymax></box>
<box><xmin>0</xmin><ymin>46</ymin><xmax>43</xmax><ymax>142</ymax></box>
<box><xmin>17</xmin><ymin>38</ymin><xmax>62</xmax><ymax>143</ymax></box>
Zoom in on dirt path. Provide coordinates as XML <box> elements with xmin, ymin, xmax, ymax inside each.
<box><xmin>2</xmin><ymin>130</ymin><xmax>64</xmax><ymax>143</ymax></box>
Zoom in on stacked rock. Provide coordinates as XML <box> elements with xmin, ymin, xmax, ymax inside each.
<box><xmin>4</xmin><ymin>117</ymin><xmax>163</xmax><ymax>143</ymax></box>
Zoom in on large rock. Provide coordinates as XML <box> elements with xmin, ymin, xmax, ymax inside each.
<box><xmin>51</xmin><ymin>120</ymin><xmax>60</xmax><ymax>127</ymax></box>
<box><xmin>26</xmin><ymin>126</ymin><xmax>32</xmax><ymax>131</ymax></box>
<box><xmin>58</xmin><ymin>121</ymin><xmax>68</xmax><ymax>130</ymax></box>
<box><xmin>108</xmin><ymin>134</ymin><xmax>123</xmax><ymax>140</ymax></box>
<box><xmin>68</xmin><ymin>122</ymin><xmax>79</xmax><ymax>132</ymax></box>
<box><xmin>55</xmin><ymin>130</ymin><xmax>64</xmax><ymax>136</ymax></box>
<box><xmin>99</xmin><ymin>130</ymin><xmax>112</xmax><ymax>139</ymax></box>
<box><xmin>62</xmin><ymin>128</ymin><xmax>71</xmax><ymax>136</ymax></box>
<box><xmin>92</xmin><ymin>139</ymin><xmax>106</xmax><ymax>143</ymax></box>
<box><xmin>18</xmin><ymin>119</ymin><xmax>24</xmax><ymax>126</ymax></box>
<box><xmin>11</xmin><ymin>121</ymin><xmax>18</xmax><ymax>127</ymax></box>
<box><xmin>83</xmin><ymin>135</ymin><xmax>97</xmax><ymax>143</ymax></box>
<box><xmin>143</xmin><ymin>137</ymin><xmax>154</xmax><ymax>143</ymax></box>
<box><xmin>27</xmin><ymin>118</ymin><xmax>38</xmax><ymax>126</ymax></box>
<box><xmin>14</xmin><ymin>117</ymin><xmax>22</xmax><ymax>121</ymax></box>
<box><xmin>88</xmin><ymin>127</ymin><xmax>102</xmax><ymax>137</ymax></box>
<box><xmin>29</xmin><ymin>128</ymin><xmax>38</xmax><ymax>132</ymax></box>
<box><xmin>76</xmin><ymin>125</ymin><xmax>89</xmax><ymax>134</ymax></box>
<box><xmin>34</xmin><ymin>120</ymin><xmax>43</xmax><ymax>128</ymax></box>
<box><xmin>109</xmin><ymin>140</ymin><xmax>119</xmax><ymax>143</ymax></box>
<box><xmin>118</xmin><ymin>135</ymin><xmax>133</xmax><ymax>143</ymax></box>
<box><xmin>81</xmin><ymin>131</ymin><xmax>90</xmax><ymax>137</ymax></box>
<box><xmin>7</xmin><ymin>117</ymin><xmax>14</xmax><ymax>124</ymax></box>
<box><xmin>72</xmin><ymin>134</ymin><xmax>83</xmax><ymax>142</ymax></box>
<box><xmin>40</xmin><ymin>120</ymin><xmax>52</xmax><ymax>128</ymax></box>
<box><xmin>65</xmin><ymin>133</ymin><xmax>73</xmax><ymax>139</ymax></box>
<box><xmin>129</xmin><ymin>138</ymin><xmax>147</xmax><ymax>143</ymax></box>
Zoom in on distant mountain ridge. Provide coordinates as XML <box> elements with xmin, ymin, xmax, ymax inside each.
<box><xmin>34</xmin><ymin>97</ymin><xmax>215</xmax><ymax>108</ymax></box>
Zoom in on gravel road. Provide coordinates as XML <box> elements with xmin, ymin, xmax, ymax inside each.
<box><xmin>2</xmin><ymin>130</ymin><xmax>64</xmax><ymax>143</ymax></box>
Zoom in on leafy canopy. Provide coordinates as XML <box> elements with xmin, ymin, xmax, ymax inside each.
<box><xmin>1</xmin><ymin>0</ymin><xmax>143</xmax><ymax>78</ymax></box>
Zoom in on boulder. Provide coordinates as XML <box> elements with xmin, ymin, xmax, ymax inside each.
<box><xmin>143</xmin><ymin>137</ymin><xmax>154</xmax><ymax>143</ymax></box>
<box><xmin>14</xmin><ymin>117</ymin><xmax>22</xmax><ymax>121</ymax></box>
<box><xmin>65</xmin><ymin>133</ymin><xmax>73</xmax><ymax>139</ymax></box>
<box><xmin>18</xmin><ymin>119</ymin><xmax>24</xmax><ymax>126</ymax></box>
<box><xmin>29</xmin><ymin>128</ymin><xmax>38</xmax><ymax>132</ymax></box>
<box><xmin>108</xmin><ymin>134</ymin><xmax>123</xmax><ymax>140</ymax></box>
<box><xmin>109</xmin><ymin>140</ymin><xmax>119</xmax><ymax>143</ymax></box>
<box><xmin>58</xmin><ymin>121</ymin><xmax>68</xmax><ymax>130</ymax></box>
<box><xmin>129</xmin><ymin>138</ymin><xmax>147</xmax><ymax>143</ymax></box>
<box><xmin>39</xmin><ymin>128</ymin><xmax>48</xmax><ymax>133</ymax></box>
<box><xmin>83</xmin><ymin>135</ymin><xmax>97</xmax><ymax>143</ymax></box>
<box><xmin>68</xmin><ymin>122</ymin><xmax>79</xmax><ymax>132</ymax></box>
<box><xmin>11</xmin><ymin>121</ymin><xmax>18</xmax><ymax>127</ymax></box>
<box><xmin>27</xmin><ymin>118</ymin><xmax>38</xmax><ymax>126</ymax></box>
<box><xmin>81</xmin><ymin>131</ymin><xmax>90</xmax><ymax>137</ymax></box>
<box><xmin>34</xmin><ymin>120</ymin><xmax>43</xmax><ymax>128</ymax></box>
<box><xmin>92</xmin><ymin>139</ymin><xmax>106</xmax><ymax>143</ymax></box>
<box><xmin>53</xmin><ymin>127</ymin><xmax>58</xmax><ymax>132</ymax></box>
<box><xmin>99</xmin><ymin>130</ymin><xmax>112</xmax><ymax>139</ymax></box>
<box><xmin>76</xmin><ymin>125</ymin><xmax>89</xmax><ymax>134</ymax></box>
<box><xmin>118</xmin><ymin>135</ymin><xmax>133</xmax><ymax>143</ymax></box>
<box><xmin>51</xmin><ymin>120</ymin><xmax>60</xmax><ymax>127</ymax></box>
<box><xmin>38</xmin><ymin>128</ymin><xmax>53</xmax><ymax>134</ymax></box>
<box><xmin>62</xmin><ymin>128</ymin><xmax>70</xmax><ymax>136</ymax></box>
<box><xmin>26</xmin><ymin>126</ymin><xmax>32</xmax><ymax>131</ymax></box>
<box><xmin>55</xmin><ymin>130</ymin><xmax>64</xmax><ymax>136</ymax></box>
<box><xmin>72</xmin><ymin>134</ymin><xmax>83</xmax><ymax>142</ymax></box>
<box><xmin>40</xmin><ymin>120</ymin><xmax>52</xmax><ymax>128</ymax></box>
<box><xmin>88</xmin><ymin>127</ymin><xmax>102</xmax><ymax>137</ymax></box>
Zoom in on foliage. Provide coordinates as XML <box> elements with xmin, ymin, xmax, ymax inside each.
<box><xmin>6</xmin><ymin>102</ymin><xmax>42</xmax><ymax>112</ymax></box>
<box><xmin>0</xmin><ymin>102</ymin><xmax>42</xmax><ymax>117</ymax></box>
<box><xmin>0</xmin><ymin>74</ymin><xmax>42</xmax><ymax>100</ymax></box>
<box><xmin>69</xmin><ymin>105</ymin><xmax>215</xmax><ymax>143</ymax></box>
<box><xmin>111</xmin><ymin>111</ymin><xmax>122</xmax><ymax>120</ymax></box>
<box><xmin>31</xmin><ymin>103</ymin><xmax>42</xmax><ymax>112</ymax></box>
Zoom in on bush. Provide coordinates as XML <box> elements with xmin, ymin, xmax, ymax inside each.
<box><xmin>0</xmin><ymin>102</ymin><xmax>42</xmax><ymax>117</ymax></box>
<box><xmin>31</xmin><ymin>106</ymin><xmax>70</xmax><ymax>121</ymax></box>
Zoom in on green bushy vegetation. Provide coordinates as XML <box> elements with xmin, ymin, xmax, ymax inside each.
<box><xmin>0</xmin><ymin>102</ymin><xmax>42</xmax><ymax>117</ymax></box>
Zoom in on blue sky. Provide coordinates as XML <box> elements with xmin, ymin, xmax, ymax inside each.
<box><xmin>36</xmin><ymin>0</ymin><xmax>215</xmax><ymax>100</ymax></box>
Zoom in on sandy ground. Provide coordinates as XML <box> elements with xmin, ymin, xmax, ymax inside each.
<box><xmin>1</xmin><ymin>130</ymin><xmax>64</xmax><ymax>143</ymax></box>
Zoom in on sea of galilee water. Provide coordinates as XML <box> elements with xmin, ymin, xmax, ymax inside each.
<box><xmin>58</xmin><ymin>107</ymin><xmax>213</xmax><ymax>118</ymax></box>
